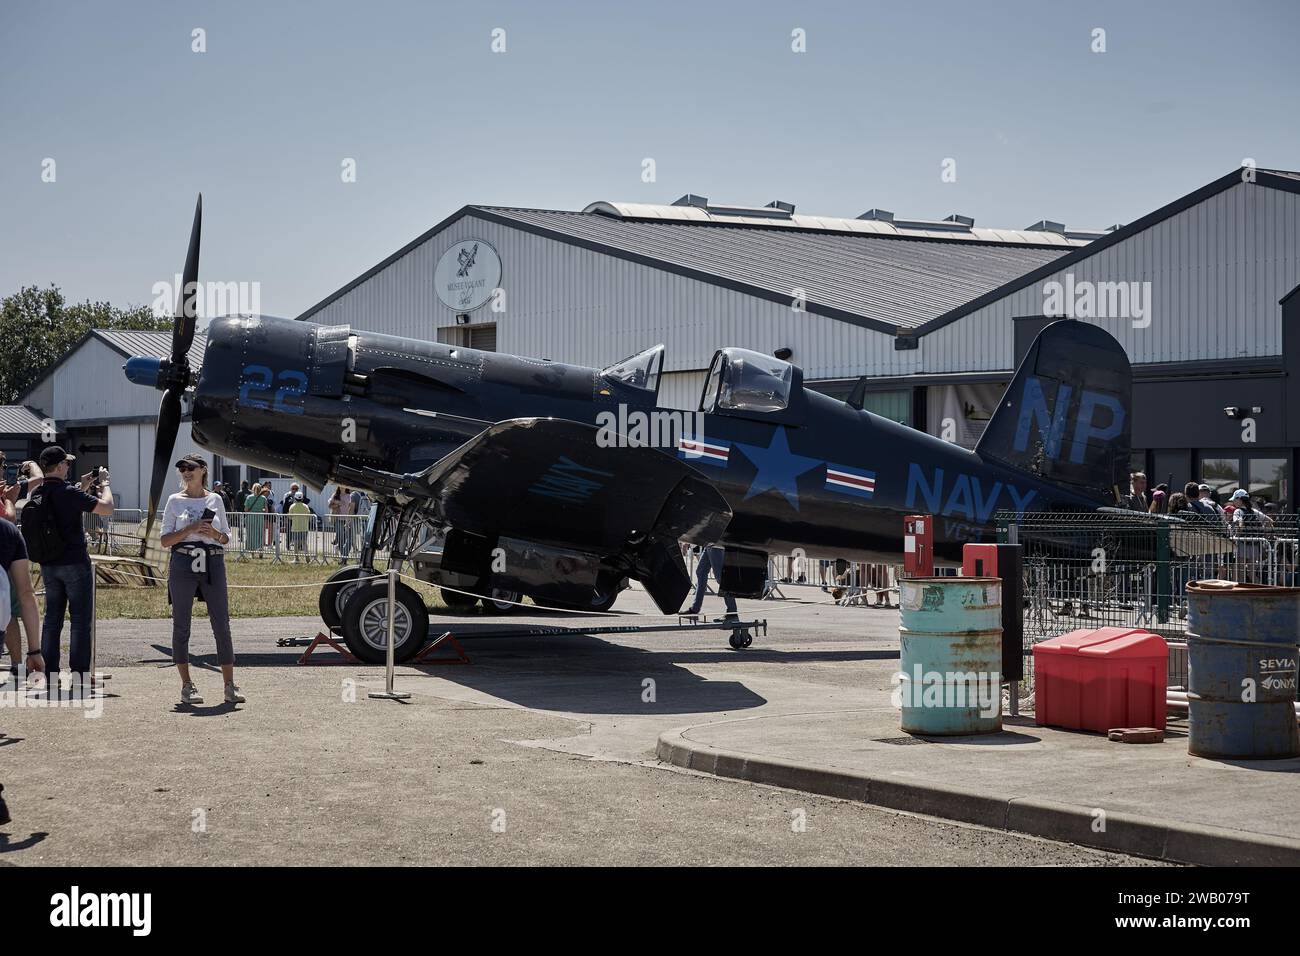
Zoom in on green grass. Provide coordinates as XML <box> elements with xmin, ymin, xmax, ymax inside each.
<box><xmin>89</xmin><ymin>557</ymin><xmax>449</xmax><ymax>620</ymax></box>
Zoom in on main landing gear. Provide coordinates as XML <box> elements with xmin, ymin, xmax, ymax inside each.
<box><xmin>320</xmin><ymin>498</ymin><xmax>760</xmax><ymax>660</ymax></box>
<box><xmin>321</xmin><ymin>501</ymin><xmax>436</xmax><ymax>665</ymax></box>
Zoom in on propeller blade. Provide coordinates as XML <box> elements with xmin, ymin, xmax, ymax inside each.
<box><xmin>171</xmin><ymin>194</ymin><xmax>202</xmax><ymax>366</ymax></box>
<box><xmin>140</xmin><ymin>386</ymin><xmax>183</xmax><ymax>551</ymax></box>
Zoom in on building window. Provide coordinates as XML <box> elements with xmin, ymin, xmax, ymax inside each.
<box><xmin>1195</xmin><ymin>451</ymin><xmax>1290</xmax><ymax>510</ymax></box>
<box><xmin>1247</xmin><ymin>457</ymin><xmax>1289</xmax><ymax>510</ymax></box>
<box><xmin>926</xmin><ymin>383</ymin><xmax>1005</xmax><ymax>448</ymax></box>
<box><xmin>858</xmin><ymin>389</ymin><xmax>911</xmax><ymax>425</ymax></box>
<box><xmin>438</xmin><ymin>323</ymin><xmax>497</xmax><ymax>352</ymax></box>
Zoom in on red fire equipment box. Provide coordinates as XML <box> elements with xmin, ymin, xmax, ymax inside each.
<box><xmin>903</xmin><ymin>515</ymin><xmax>933</xmax><ymax>577</ymax></box>
<box><xmin>1033</xmin><ymin>627</ymin><xmax>1168</xmax><ymax>732</ymax></box>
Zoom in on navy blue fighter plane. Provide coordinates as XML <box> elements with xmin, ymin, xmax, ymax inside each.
<box><xmin>125</xmin><ymin>198</ymin><xmax>1133</xmax><ymax>662</ymax></box>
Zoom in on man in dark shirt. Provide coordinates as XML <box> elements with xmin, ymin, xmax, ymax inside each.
<box><xmin>31</xmin><ymin>446</ymin><xmax>114</xmax><ymax>676</ymax></box>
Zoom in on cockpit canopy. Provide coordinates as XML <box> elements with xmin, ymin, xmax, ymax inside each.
<box><xmin>600</xmin><ymin>344</ymin><xmax>664</xmax><ymax>397</ymax></box>
<box><xmin>701</xmin><ymin>348</ymin><xmax>803</xmax><ymax>422</ymax></box>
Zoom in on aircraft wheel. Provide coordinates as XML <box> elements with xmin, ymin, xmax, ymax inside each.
<box><xmin>480</xmin><ymin>589</ymin><xmax>520</xmax><ymax>614</ymax></box>
<box><xmin>535</xmin><ymin>587</ymin><xmax>622</xmax><ymax>613</ymax></box>
<box><xmin>339</xmin><ymin>581</ymin><xmax>430</xmax><ymax>665</ymax></box>
<box><xmin>533</xmin><ymin>575</ymin><xmax>627</xmax><ymax>613</ymax></box>
<box><xmin>728</xmin><ymin>629</ymin><xmax>752</xmax><ymax>650</ymax></box>
<box><xmin>319</xmin><ymin>565</ymin><xmax>374</xmax><ymax>631</ymax></box>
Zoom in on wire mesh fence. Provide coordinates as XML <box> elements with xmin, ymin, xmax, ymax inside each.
<box><xmin>996</xmin><ymin>509</ymin><xmax>1299</xmax><ymax>698</ymax></box>
<box><xmin>85</xmin><ymin>510</ymin><xmax>381</xmax><ymax>564</ymax></box>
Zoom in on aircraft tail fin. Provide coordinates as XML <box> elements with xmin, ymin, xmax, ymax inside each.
<box><xmin>975</xmin><ymin>320</ymin><xmax>1131</xmax><ymax>503</ymax></box>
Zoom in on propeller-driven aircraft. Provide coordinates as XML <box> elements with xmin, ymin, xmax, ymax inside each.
<box><xmin>125</xmin><ymin>197</ymin><xmax>1136</xmax><ymax>662</ymax></box>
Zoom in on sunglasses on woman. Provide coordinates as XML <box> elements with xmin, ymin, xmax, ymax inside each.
<box><xmin>177</xmin><ymin>464</ymin><xmax>199</xmax><ymax>472</ymax></box>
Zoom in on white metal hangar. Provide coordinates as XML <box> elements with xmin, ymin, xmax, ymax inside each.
<box><xmin>16</xmin><ymin>329</ymin><xmax>213</xmax><ymax>509</ymax></box>
<box><xmin>296</xmin><ymin>166</ymin><xmax>1300</xmax><ymax>509</ymax></box>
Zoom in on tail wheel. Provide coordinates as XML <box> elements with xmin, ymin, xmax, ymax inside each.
<box><xmin>480</xmin><ymin>589</ymin><xmax>520</xmax><ymax>614</ymax></box>
<box><xmin>440</xmin><ymin>587</ymin><xmax>480</xmax><ymax>612</ymax></box>
<box><xmin>319</xmin><ymin>565</ymin><xmax>373</xmax><ymax>630</ymax></box>
<box><xmin>534</xmin><ymin>575</ymin><xmax>628</xmax><ymax>613</ymax></box>
<box><xmin>339</xmin><ymin>581</ymin><xmax>430</xmax><ymax>665</ymax></box>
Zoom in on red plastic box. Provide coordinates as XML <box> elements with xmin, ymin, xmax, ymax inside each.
<box><xmin>1033</xmin><ymin>627</ymin><xmax>1168</xmax><ymax>732</ymax></box>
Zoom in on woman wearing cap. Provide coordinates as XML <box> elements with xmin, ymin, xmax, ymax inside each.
<box><xmin>160</xmin><ymin>454</ymin><xmax>244</xmax><ymax>705</ymax></box>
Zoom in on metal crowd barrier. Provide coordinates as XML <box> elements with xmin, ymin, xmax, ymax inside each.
<box><xmin>84</xmin><ymin>509</ymin><xmax>379</xmax><ymax>564</ymax></box>
<box><xmin>681</xmin><ymin>547</ymin><xmax>898</xmax><ymax>607</ymax></box>
<box><xmin>996</xmin><ymin>510</ymin><xmax>1299</xmax><ymax>696</ymax></box>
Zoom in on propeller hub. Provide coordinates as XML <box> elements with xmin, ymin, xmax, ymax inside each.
<box><xmin>123</xmin><ymin>356</ymin><xmax>167</xmax><ymax>389</ymax></box>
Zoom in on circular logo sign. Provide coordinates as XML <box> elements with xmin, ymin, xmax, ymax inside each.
<box><xmin>434</xmin><ymin>239</ymin><xmax>502</xmax><ymax>312</ymax></box>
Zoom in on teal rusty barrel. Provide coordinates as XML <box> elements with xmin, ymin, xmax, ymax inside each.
<box><xmin>1186</xmin><ymin>582</ymin><xmax>1300</xmax><ymax>759</ymax></box>
<box><xmin>898</xmin><ymin>577</ymin><xmax>1003</xmax><ymax>735</ymax></box>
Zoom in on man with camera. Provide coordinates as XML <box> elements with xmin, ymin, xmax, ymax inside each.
<box><xmin>23</xmin><ymin>446</ymin><xmax>114</xmax><ymax>679</ymax></box>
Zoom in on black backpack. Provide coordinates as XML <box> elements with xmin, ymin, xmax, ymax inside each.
<box><xmin>19</xmin><ymin>486</ymin><xmax>66</xmax><ymax>563</ymax></box>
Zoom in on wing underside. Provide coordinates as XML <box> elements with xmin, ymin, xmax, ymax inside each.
<box><xmin>414</xmin><ymin>418</ymin><xmax>731</xmax><ymax>613</ymax></box>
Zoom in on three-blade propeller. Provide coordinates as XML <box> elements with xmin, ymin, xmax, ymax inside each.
<box><xmin>139</xmin><ymin>195</ymin><xmax>202</xmax><ymax>553</ymax></box>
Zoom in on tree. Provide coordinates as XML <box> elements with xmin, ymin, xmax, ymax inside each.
<box><xmin>0</xmin><ymin>284</ymin><xmax>172</xmax><ymax>405</ymax></box>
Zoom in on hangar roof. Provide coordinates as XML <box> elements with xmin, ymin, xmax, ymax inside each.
<box><xmin>298</xmin><ymin>201</ymin><xmax>1078</xmax><ymax>334</ymax></box>
<box><xmin>16</xmin><ymin>329</ymin><xmax>209</xmax><ymax>407</ymax></box>
<box><xmin>93</xmin><ymin>329</ymin><xmax>208</xmax><ymax>367</ymax></box>
<box><xmin>469</xmin><ymin>207</ymin><xmax>1073</xmax><ymax>333</ymax></box>
<box><xmin>0</xmin><ymin>405</ymin><xmax>48</xmax><ymax>436</ymax></box>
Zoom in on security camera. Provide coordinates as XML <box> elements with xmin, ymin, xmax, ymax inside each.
<box><xmin>1224</xmin><ymin>406</ymin><xmax>1263</xmax><ymax>419</ymax></box>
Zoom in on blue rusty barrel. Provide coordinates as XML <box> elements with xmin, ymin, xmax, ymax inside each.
<box><xmin>1186</xmin><ymin>582</ymin><xmax>1300</xmax><ymax>759</ymax></box>
<box><xmin>898</xmin><ymin>577</ymin><xmax>1002</xmax><ymax>735</ymax></box>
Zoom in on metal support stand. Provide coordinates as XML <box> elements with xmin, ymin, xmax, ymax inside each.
<box><xmin>89</xmin><ymin>559</ymin><xmax>109</xmax><ymax>687</ymax></box>
<box><xmin>368</xmin><ymin>568</ymin><xmax>411</xmax><ymax>701</ymax></box>
<box><xmin>1004</xmin><ymin>523</ymin><xmax>1019</xmax><ymax>718</ymax></box>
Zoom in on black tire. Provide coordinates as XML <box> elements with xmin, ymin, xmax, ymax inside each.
<box><xmin>319</xmin><ymin>565</ymin><xmax>373</xmax><ymax>630</ymax></box>
<box><xmin>479</xmin><ymin>589</ymin><xmax>520</xmax><ymax>614</ymax></box>
<box><xmin>339</xmin><ymin>581</ymin><xmax>430</xmax><ymax>665</ymax></box>
<box><xmin>440</xmin><ymin>587</ymin><xmax>480</xmax><ymax>612</ymax></box>
<box><xmin>533</xmin><ymin>575</ymin><xmax>627</xmax><ymax>613</ymax></box>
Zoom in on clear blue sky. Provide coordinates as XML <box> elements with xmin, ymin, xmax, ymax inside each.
<box><xmin>2</xmin><ymin>0</ymin><xmax>1296</xmax><ymax>318</ymax></box>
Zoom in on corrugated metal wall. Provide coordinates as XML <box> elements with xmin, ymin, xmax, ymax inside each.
<box><xmin>51</xmin><ymin>339</ymin><xmax>161</xmax><ymax>422</ymax></box>
<box><xmin>303</xmin><ymin>215</ymin><xmax>911</xmax><ymax>381</ymax></box>
<box><xmin>657</xmin><ymin>370</ymin><xmax>707</xmax><ymax>411</ymax></box>
<box><xmin>921</xmin><ymin>182</ymin><xmax>1300</xmax><ymax>373</ymax></box>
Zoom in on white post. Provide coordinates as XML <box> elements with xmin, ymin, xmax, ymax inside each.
<box><xmin>369</xmin><ymin>567</ymin><xmax>411</xmax><ymax>701</ymax></box>
<box><xmin>90</xmin><ymin>560</ymin><xmax>109</xmax><ymax>686</ymax></box>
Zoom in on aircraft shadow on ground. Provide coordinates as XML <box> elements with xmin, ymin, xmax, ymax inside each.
<box><xmin>407</xmin><ymin>631</ymin><xmax>770</xmax><ymax>715</ymax></box>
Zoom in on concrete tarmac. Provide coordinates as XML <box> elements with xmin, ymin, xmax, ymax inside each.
<box><xmin>0</xmin><ymin>585</ymin><xmax>1177</xmax><ymax>865</ymax></box>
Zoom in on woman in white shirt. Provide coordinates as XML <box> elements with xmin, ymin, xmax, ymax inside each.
<box><xmin>160</xmin><ymin>454</ymin><xmax>244</xmax><ymax>706</ymax></box>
